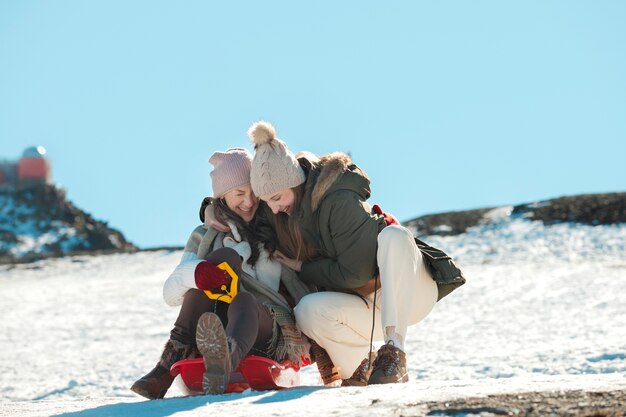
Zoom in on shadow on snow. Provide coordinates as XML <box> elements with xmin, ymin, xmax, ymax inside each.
<box><xmin>52</xmin><ymin>386</ymin><xmax>329</xmax><ymax>417</ymax></box>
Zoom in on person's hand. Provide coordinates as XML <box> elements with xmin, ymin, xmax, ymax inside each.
<box><xmin>204</xmin><ymin>204</ymin><xmax>230</xmax><ymax>233</ymax></box>
<box><xmin>372</xmin><ymin>204</ymin><xmax>400</xmax><ymax>226</ymax></box>
<box><xmin>223</xmin><ymin>238</ymin><xmax>252</xmax><ymax>264</ymax></box>
<box><xmin>273</xmin><ymin>250</ymin><xmax>302</xmax><ymax>272</ymax></box>
<box><xmin>194</xmin><ymin>261</ymin><xmax>232</xmax><ymax>291</ymax></box>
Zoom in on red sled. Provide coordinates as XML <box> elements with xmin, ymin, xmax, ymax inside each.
<box><xmin>170</xmin><ymin>355</ymin><xmax>302</xmax><ymax>395</ymax></box>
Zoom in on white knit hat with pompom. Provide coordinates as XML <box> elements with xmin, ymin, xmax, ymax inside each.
<box><xmin>248</xmin><ymin>121</ymin><xmax>306</xmax><ymax>197</ymax></box>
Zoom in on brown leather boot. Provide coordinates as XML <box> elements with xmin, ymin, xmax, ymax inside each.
<box><xmin>341</xmin><ymin>350</ymin><xmax>377</xmax><ymax>387</ymax></box>
<box><xmin>196</xmin><ymin>312</ymin><xmax>233</xmax><ymax>395</ymax></box>
<box><xmin>130</xmin><ymin>339</ymin><xmax>195</xmax><ymax>399</ymax></box>
<box><xmin>367</xmin><ymin>341</ymin><xmax>408</xmax><ymax>385</ymax></box>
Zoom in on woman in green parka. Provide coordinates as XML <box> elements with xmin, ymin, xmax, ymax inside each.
<box><xmin>247</xmin><ymin>121</ymin><xmax>465</xmax><ymax>386</ymax></box>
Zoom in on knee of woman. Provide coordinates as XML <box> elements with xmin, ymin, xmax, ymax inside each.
<box><xmin>294</xmin><ymin>295</ymin><xmax>323</xmax><ymax>334</ymax></box>
<box><xmin>206</xmin><ymin>247</ymin><xmax>243</xmax><ymax>274</ymax></box>
<box><xmin>183</xmin><ymin>288</ymin><xmax>209</xmax><ymax>303</ymax></box>
<box><xmin>378</xmin><ymin>224</ymin><xmax>412</xmax><ymax>246</ymax></box>
<box><xmin>231</xmin><ymin>291</ymin><xmax>255</xmax><ymax>309</ymax></box>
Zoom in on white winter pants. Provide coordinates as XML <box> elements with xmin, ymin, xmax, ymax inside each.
<box><xmin>294</xmin><ymin>225</ymin><xmax>439</xmax><ymax>379</ymax></box>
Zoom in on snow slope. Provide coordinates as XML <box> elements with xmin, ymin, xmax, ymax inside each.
<box><xmin>1</xmin><ymin>217</ymin><xmax>625</xmax><ymax>417</ymax></box>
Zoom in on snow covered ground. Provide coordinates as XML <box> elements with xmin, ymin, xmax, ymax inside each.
<box><xmin>1</xmin><ymin>218</ymin><xmax>625</xmax><ymax>417</ymax></box>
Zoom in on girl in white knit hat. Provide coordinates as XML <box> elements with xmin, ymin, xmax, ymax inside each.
<box><xmin>247</xmin><ymin>121</ymin><xmax>465</xmax><ymax>386</ymax></box>
<box><xmin>131</xmin><ymin>148</ymin><xmax>313</xmax><ymax>398</ymax></box>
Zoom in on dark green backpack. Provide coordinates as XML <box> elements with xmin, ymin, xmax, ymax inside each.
<box><xmin>414</xmin><ymin>238</ymin><xmax>466</xmax><ymax>301</ymax></box>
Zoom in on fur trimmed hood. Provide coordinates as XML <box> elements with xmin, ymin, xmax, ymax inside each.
<box><xmin>299</xmin><ymin>152</ymin><xmax>370</xmax><ymax>212</ymax></box>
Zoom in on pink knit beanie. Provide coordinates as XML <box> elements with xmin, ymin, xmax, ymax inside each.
<box><xmin>248</xmin><ymin>121</ymin><xmax>306</xmax><ymax>197</ymax></box>
<box><xmin>209</xmin><ymin>148</ymin><xmax>253</xmax><ymax>198</ymax></box>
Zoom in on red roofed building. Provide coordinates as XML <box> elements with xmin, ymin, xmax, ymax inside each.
<box><xmin>0</xmin><ymin>146</ymin><xmax>52</xmax><ymax>188</ymax></box>
<box><xmin>17</xmin><ymin>146</ymin><xmax>52</xmax><ymax>186</ymax></box>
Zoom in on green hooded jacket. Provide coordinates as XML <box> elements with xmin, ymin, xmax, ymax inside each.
<box><xmin>296</xmin><ymin>153</ymin><xmax>387</xmax><ymax>289</ymax></box>
<box><xmin>295</xmin><ymin>152</ymin><xmax>466</xmax><ymax>300</ymax></box>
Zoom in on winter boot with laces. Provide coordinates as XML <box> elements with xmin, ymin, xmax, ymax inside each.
<box><xmin>196</xmin><ymin>312</ymin><xmax>244</xmax><ymax>395</ymax></box>
<box><xmin>130</xmin><ymin>338</ymin><xmax>195</xmax><ymax>399</ymax></box>
<box><xmin>367</xmin><ymin>341</ymin><xmax>408</xmax><ymax>385</ymax></box>
<box><xmin>341</xmin><ymin>350</ymin><xmax>377</xmax><ymax>387</ymax></box>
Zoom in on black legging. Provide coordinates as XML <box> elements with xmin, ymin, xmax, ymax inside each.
<box><xmin>169</xmin><ymin>247</ymin><xmax>274</xmax><ymax>358</ymax></box>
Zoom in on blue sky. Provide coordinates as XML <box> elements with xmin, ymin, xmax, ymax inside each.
<box><xmin>1</xmin><ymin>1</ymin><xmax>625</xmax><ymax>248</ymax></box>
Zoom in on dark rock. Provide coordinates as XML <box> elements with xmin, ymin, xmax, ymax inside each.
<box><xmin>0</xmin><ymin>183</ymin><xmax>137</xmax><ymax>263</ymax></box>
<box><xmin>513</xmin><ymin>192</ymin><xmax>626</xmax><ymax>225</ymax></box>
<box><xmin>404</xmin><ymin>208</ymin><xmax>495</xmax><ymax>237</ymax></box>
<box><xmin>404</xmin><ymin>192</ymin><xmax>626</xmax><ymax>237</ymax></box>
<box><xmin>423</xmin><ymin>389</ymin><xmax>626</xmax><ymax>417</ymax></box>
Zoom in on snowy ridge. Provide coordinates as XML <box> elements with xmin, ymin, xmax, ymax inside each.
<box><xmin>405</xmin><ymin>192</ymin><xmax>626</xmax><ymax>238</ymax></box>
<box><xmin>411</xmin><ymin>206</ymin><xmax>626</xmax><ymax>265</ymax></box>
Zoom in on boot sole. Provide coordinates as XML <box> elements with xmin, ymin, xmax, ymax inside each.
<box><xmin>368</xmin><ymin>372</ymin><xmax>409</xmax><ymax>385</ymax></box>
<box><xmin>130</xmin><ymin>382</ymin><xmax>165</xmax><ymax>400</ymax></box>
<box><xmin>196</xmin><ymin>312</ymin><xmax>231</xmax><ymax>395</ymax></box>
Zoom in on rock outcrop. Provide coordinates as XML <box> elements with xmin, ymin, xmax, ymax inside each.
<box><xmin>404</xmin><ymin>192</ymin><xmax>626</xmax><ymax>237</ymax></box>
<box><xmin>0</xmin><ymin>184</ymin><xmax>137</xmax><ymax>263</ymax></box>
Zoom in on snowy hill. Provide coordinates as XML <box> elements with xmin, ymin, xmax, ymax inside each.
<box><xmin>1</xmin><ymin>194</ymin><xmax>625</xmax><ymax>416</ymax></box>
<box><xmin>0</xmin><ymin>184</ymin><xmax>137</xmax><ymax>264</ymax></box>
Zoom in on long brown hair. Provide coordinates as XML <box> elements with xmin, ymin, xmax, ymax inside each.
<box><xmin>253</xmin><ymin>156</ymin><xmax>321</xmax><ymax>263</ymax></box>
<box><xmin>265</xmin><ymin>183</ymin><xmax>318</xmax><ymax>263</ymax></box>
<box><xmin>213</xmin><ymin>198</ymin><xmax>262</xmax><ymax>266</ymax></box>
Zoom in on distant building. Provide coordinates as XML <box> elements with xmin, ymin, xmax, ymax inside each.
<box><xmin>0</xmin><ymin>146</ymin><xmax>52</xmax><ymax>188</ymax></box>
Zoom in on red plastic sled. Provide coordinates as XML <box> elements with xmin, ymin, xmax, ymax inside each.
<box><xmin>170</xmin><ymin>355</ymin><xmax>301</xmax><ymax>395</ymax></box>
